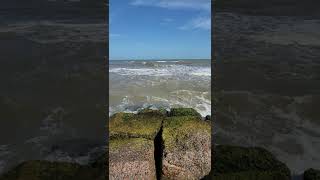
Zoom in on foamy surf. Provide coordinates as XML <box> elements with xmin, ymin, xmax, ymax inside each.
<box><xmin>109</xmin><ymin>64</ymin><xmax>211</xmax><ymax>77</ymax></box>
<box><xmin>109</xmin><ymin>59</ymin><xmax>211</xmax><ymax>117</ymax></box>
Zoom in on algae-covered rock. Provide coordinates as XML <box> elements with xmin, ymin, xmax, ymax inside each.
<box><xmin>109</xmin><ymin>138</ymin><xmax>156</xmax><ymax>180</ymax></box>
<box><xmin>109</xmin><ymin>108</ymin><xmax>211</xmax><ymax>179</ymax></box>
<box><xmin>169</xmin><ymin>108</ymin><xmax>202</xmax><ymax>119</ymax></box>
<box><xmin>90</xmin><ymin>152</ymin><xmax>107</xmax><ymax>180</ymax></box>
<box><xmin>0</xmin><ymin>160</ymin><xmax>104</xmax><ymax>180</ymax></box>
<box><xmin>213</xmin><ymin>171</ymin><xmax>290</xmax><ymax>180</ymax></box>
<box><xmin>162</xmin><ymin>115</ymin><xmax>211</xmax><ymax>179</ymax></box>
<box><xmin>109</xmin><ymin>110</ymin><xmax>163</xmax><ymax>140</ymax></box>
<box><xmin>304</xmin><ymin>168</ymin><xmax>320</xmax><ymax>180</ymax></box>
<box><xmin>213</xmin><ymin>145</ymin><xmax>291</xmax><ymax>180</ymax></box>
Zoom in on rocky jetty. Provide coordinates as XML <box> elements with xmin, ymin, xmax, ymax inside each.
<box><xmin>108</xmin><ymin>109</ymin><xmax>164</xmax><ymax>179</ymax></box>
<box><xmin>109</xmin><ymin>109</ymin><xmax>164</xmax><ymax>140</ymax></box>
<box><xmin>212</xmin><ymin>145</ymin><xmax>291</xmax><ymax>180</ymax></box>
<box><xmin>162</xmin><ymin>108</ymin><xmax>211</xmax><ymax>179</ymax></box>
<box><xmin>0</xmin><ymin>155</ymin><xmax>106</xmax><ymax>180</ymax></box>
<box><xmin>109</xmin><ymin>138</ymin><xmax>156</xmax><ymax>180</ymax></box>
<box><xmin>109</xmin><ymin>108</ymin><xmax>211</xmax><ymax>180</ymax></box>
<box><xmin>0</xmin><ymin>144</ymin><xmax>296</xmax><ymax>180</ymax></box>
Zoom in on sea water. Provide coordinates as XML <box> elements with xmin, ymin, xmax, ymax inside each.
<box><xmin>109</xmin><ymin>59</ymin><xmax>211</xmax><ymax>117</ymax></box>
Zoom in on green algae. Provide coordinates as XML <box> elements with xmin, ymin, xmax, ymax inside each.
<box><xmin>162</xmin><ymin>115</ymin><xmax>210</xmax><ymax>150</ymax></box>
<box><xmin>0</xmin><ymin>108</ymin><xmax>212</xmax><ymax>180</ymax></box>
<box><xmin>169</xmin><ymin>108</ymin><xmax>202</xmax><ymax>119</ymax></box>
<box><xmin>109</xmin><ymin>138</ymin><xmax>153</xmax><ymax>151</ymax></box>
<box><xmin>213</xmin><ymin>171</ymin><xmax>290</xmax><ymax>180</ymax></box>
<box><xmin>110</xmin><ymin>108</ymin><xmax>211</xmax><ymax>152</ymax></box>
<box><xmin>213</xmin><ymin>145</ymin><xmax>291</xmax><ymax>180</ymax></box>
<box><xmin>304</xmin><ymin>168</ymin><xmax>320</xmax><ymax>180</ymax></box>
<box><xmin>0</xmin><ymin>160</ymin><xmax>104</xmax><ymax>180</ymax></box>
<box><xmin>109</xmin><ymin>110</ymin><xmax>163</xmax><ymax>140</ymax></box>
<box><xmin>138</xmin><ymin>108</ymin><xmax>167</xmax><ymax>116</ymax></box>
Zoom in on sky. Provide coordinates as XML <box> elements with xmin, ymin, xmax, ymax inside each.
<box><xmin>110</xmin><ymin>0</ymin><xmax>211</xmax><ymax>60</ymax></box>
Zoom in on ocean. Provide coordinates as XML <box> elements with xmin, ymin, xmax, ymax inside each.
<box><xmin>109</xmin><ymin>59</ymin><xmax>211</xmax><ymax>117</ymax></box>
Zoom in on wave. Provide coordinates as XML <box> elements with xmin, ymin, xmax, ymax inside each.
<box><xmin>109</xmin><ymin>61</ymin><xmax>211</xmax><ymax>119</ymax></box>
<box><xmin>191</xmin><ymin>68</ymin><xmax>211</xmax><ymax>77</ymax></box>
<box><xmin>109</xmin><ymin>68</ymin><xmax>172</xmax><ymax>76</ymax></box>
<box><xmin>109</xmin><ymin>66</ymin><xmax>211</xmax><ymax>77</ymax></box>
<box><xmin>109</xmin><ymin>92</ymin><xmax>211</xmax><ymax>117</ymax></box>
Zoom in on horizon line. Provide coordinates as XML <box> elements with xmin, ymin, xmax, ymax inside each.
<box><xmin>109</xmin><ymin>58</ymin><xmax>211</xmax><ymax>61</ymax></box>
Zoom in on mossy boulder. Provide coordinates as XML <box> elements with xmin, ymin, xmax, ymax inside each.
<box><xmin>0</xmin><ymin>160</ymin><xmax>104</xmax><ymax>180</ymax></box>
<box><xmin>109</xmin><ymin>108</ymin><xmax>211</xmax><ymax>179</ymax></box>
<box><xmin>162</xmin><ymin>115</ymin><xmax>211</xmax><ymax>179</ymax></box>
<box><xmin>163</xmin><ymin>116</ymin><xmax>211</xmax><ymax>151</ymax></box>
<box><xmin>90</xmin><ymin>152</ymin><xmax>106</xmax><ymax>179</ymax></box>
<box><xmin>304</xmin><ymin>168</ymin><xmax>320</xmax><ymax>180</ymax></box>
<box><xmin>109</xmin><ymin>138</ymin><xmax>156</xmax><ymax>180</ymax></box>
<box><xmin>109</xmin><ymin>109</ymin><xmax>164</xmax><ymax>140</ymax></box>
<box><xmin>212</xmin><ymin>145</ymin><xmax>291</xmax><ymax>180</ymax></box>
<box><xmin>1</xmin><ymin>108</ymin><xmax>211</xmax><ymax>180</ymax></box>
<box><xmin>169</xmin><ymin>108</ymin><xmax>202</xmax><ymax>119</ymax></box>
<box><xmin>213</xmin><ymin>171</ymin><xmax>290</xmax><ymax>180</ymax></box>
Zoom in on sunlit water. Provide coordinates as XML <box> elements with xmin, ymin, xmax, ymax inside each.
<box><xmin>109</xmin><ymin>59</ymin><xmax>211</xmax><ymax>117</ymax></box>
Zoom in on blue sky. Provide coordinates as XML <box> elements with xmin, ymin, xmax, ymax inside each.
<box><xmin>110</xmin><ymin>0</ymin><xmax>211</xmax><ymax>60</ymax></box>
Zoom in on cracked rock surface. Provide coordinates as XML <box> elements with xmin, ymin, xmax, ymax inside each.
<box><xmin>109</xmin><ymin>108</ymin><xmax>211</xmax><ymax>180</ymax></box>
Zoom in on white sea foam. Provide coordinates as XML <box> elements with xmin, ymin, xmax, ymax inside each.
<box><xmin>191</xmin><ymin>67</ymin><xmax>211</xmax><ymax>76</ymax></box>
<box><xmin>109</xmin><ymin>94</ymin><xmax>211</xmax><ymax>117</ymax></box>
<box><xmin>192</xmin><ymin>72</ymin><xmax>211</xmax><ymax>77</ymax></box>
<box><xmin>109</xmin><ymin>60</ymin><xmax>211</xmax><ymax>117</ymax></box>
<box><xmin>109</xmin><ymin>68</ymin><xmax>172</xmax><ymax>76</ymax></box>
<box><xmin>109</xmin><ymin>65</ymin><xmax>211</xmax><ymax>77</ymax></box>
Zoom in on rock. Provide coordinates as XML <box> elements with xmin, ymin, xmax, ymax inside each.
<box><xmin>0</xmin><ymin>160</ymin><xmax>104</xmax><ymax>180</ymax></box>
<box><xmin>109</xmin><ymin>109</ymin><xmax>164</xmax><ymax>140</ymax></box>
<box><xmin>169</xmin><ymin>108</ymin><xmax>202</xmax><ymax>119</ymax></box>
<box><xmin>162</xmin><ymin>115</ymin><xmax>211</xmax><ymax>179</ymax></box>
<box><xmin>109</xmin><ymin>138</ymin><xmax>156</xmax><ymax>180</ymax></box>
<box><xmin>304</xmin><ymin>169</ymin><xmax>320</xmax><ymax>180</ymax></box>
<box><xmin>90</xmin><ymin>152</ymin><xmax>107</xmax><ymax>180</ymax></box>
<box><xmin>108</xmin><ymin>109</ymin><xmax>163</xmax><ymax>179</ymax></box>
<box><xmin>205</xmin><ymin>115</ymin><xmax>211</xmax><ymax>121</ymax></box>
<box><xmin>213</xmin><ymin>171</ymin><xmax>290</xmax><ymax>180</ymax></box>
<box><xmin>109</xmin><ymin>108</ymin><xmax>211</xmax><ymax>179</ymax></box>
<box><xmin>0</xmin><ymin>108</ymin><xmax>212</xmax><ymax>180</ymax></box>
<box><xmin>213</xmin><ymin>145</ymin><xmax>291</xmax><ymax>180</ymax></box>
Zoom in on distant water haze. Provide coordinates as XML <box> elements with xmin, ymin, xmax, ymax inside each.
<box><xmin>109</xmin><ymin>59</ymin><xmax>211</xmax><ymax>117</ymax></box>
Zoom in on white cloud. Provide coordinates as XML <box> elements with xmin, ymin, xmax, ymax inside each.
<box><xmin>130</xmin><ymin>0</ymin><xmax>211</xmax><ymax>30</ymax></box>
<box><xmin>179</xmin><ymin>17</ymin><xmax>211</xmax><ymax>30</ymax></box>
<box><xmin>131</xmin><ymin>0</ymin><xmax>211</xmax><ymax>11</ymax></box>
